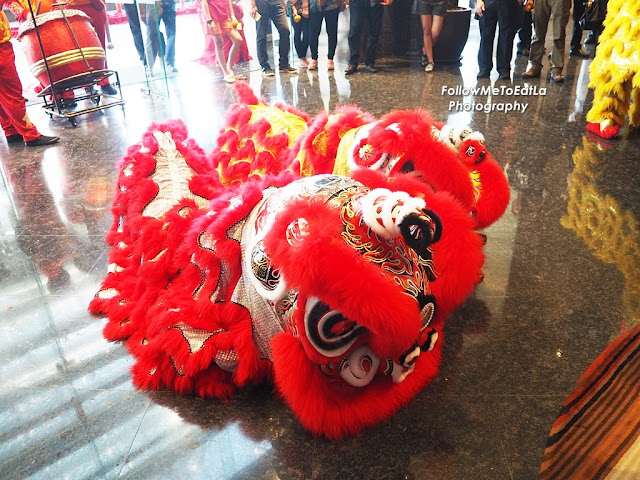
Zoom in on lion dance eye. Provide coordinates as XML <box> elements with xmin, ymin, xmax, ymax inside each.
<box><xmin>398</xmin><ymin>209</ymin><xmax>442</xmax><ymax>257</ymax></box>
<box><xmin>304</xmin><ymin>298</ymin><xmax>366</xmax><ymax>357</ymax></box>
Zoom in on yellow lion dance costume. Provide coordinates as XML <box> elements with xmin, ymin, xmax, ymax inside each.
<box><xmin>586</xmin><ymin>0</ymin><xmax>640</xmax><ymax>138</ymax></box>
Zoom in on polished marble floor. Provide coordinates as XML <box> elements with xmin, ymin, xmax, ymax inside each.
<box><xmin>1</xmin><ymin>6</ymin><xmax>640</xmax><ymax>480</ymax></box>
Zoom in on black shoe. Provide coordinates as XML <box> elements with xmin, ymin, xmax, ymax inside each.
<box><xmin>364</xmin><ymin>65</ymin><xmax>378</xmax><ymax>73</ymax></box>
<box><xmin>477</xmin><ymin>70</ymin><xmax>490</xmax><ymax>79</ymax></box>
<box><xmin>25</xmin><ymin>135</ymin><xmax>60</xmax><ymax>147</ymax></box>
<box><xmin>59</xmin><ymin>98</ymin><xmax>77</xmax><ymax>109</ymax></box>
<box><xmin>345</xmin><ymin>64</ymin><xmax>357</xmax><ymax>75</ymax></box>
<box><xmin>6</xmin><ymin>134</ymin><xmax>23</xmax><ymax>144</ymax></box>
<box><xmin>517</xmin><ymin>49</ymin><xmax>530</xmax><ymax>57</ymax></box>
<box><xmin>570</xmin><ymin>47</ymin><xmax>589</xmax><ymax>58</ymax></box>
<box><xmin>101</xmin><ymin>83</ymin><xmax>118</xmax><ymax>95</ymax></box>
<box><xmin>549</xmin><ymin>70</ymin><xmax>564</xmax><ymax>84</ymax></box>
<box><xmin>498</xmin><ymin>72</ymin><xmax>510</xmax><ymax>80</ymax></box>
<box><xmin>279</xmin><ymin>65</ymin><xmax>299</xmax><ymax>74</ymax></box>
<box><xmin>262</xmin><ymin>67</ymin><xmax>275</xmax><ymax>77</ymax></box>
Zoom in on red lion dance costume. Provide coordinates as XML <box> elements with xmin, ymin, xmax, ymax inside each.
<box><xmin>90</xmin><ymin>84</ymin><xmax>509</xmax><ymax>439</ymax></box>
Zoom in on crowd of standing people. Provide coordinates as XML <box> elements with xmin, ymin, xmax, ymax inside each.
<box><xmin>477</xmin><ymin>0</ymin><xmax>598</xmax><ymax>84</ymax></box>
<box><xmin>239</xmin><ymin>0</ymin><xmax>603</xmax><ymax>81</ymax></box>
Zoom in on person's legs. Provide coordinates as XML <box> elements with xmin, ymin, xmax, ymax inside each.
<box><xmin>161</xmin><ymin>0</ymin><xmax>177</xmax><ymax>67</ymax></box>
<box><xmin>74</xmin><ymin>3</ymin><xmax>113</xmax><ymax>89</ymax></box>
<box><xmin>496</xmin><ymin>0</ymin><xmax>517</xmax><ymax>76</ymax></box>
<box><xmin>143</xmin><ymin>3</ymin><xmax>161</xmax><ymax>69</ymax></box>
<box><xmin>292</xmin><ymin>16</ymin><xmax>309</xmax><ymax>60</ymax></box>
<box><xmin>124</xmin><ymin>2</ymin><xmax>146</xmax><ymax>63</ymax></box>
<box><xmin>347</xmin><ymin>0</ymin><xmax>366</xmax><ymax>67</ymax></box>
<box><xmin>325</xmin><ymin>9</ymin><xmax>339</xmax><ymax>60</ymax></box>
<box><xmin>477</xmin><ymin>5</ymin><xmax>498</xmax><ymax>74</ymax></box>
<box><xmin>549</xmin><ymin>0</ymin><xmax>570</xmax><ymax>72</ymax></box>
<box><xmin>212</xmin><ymin>33</ymin><xmax>231</xmax><ymax>77</ymax></box>
<box><xmin>527</xmin><ymin>0</ymin><xmax>551</xmax><ymax>70</ymax></box>
<box><xmin>431</xmin><ymin>14</ymin><xmax>444</xmax><ymax>47</ymax></box>
<box><xmin>421</xmin><ymin>15</ymin><xmax>434</xmax><ymax>64</ymax></box>
<box><xmin>364</xmin><ymin>2</ymin><xmax>383</xmax><ymax>67</ymax></box>
<box><xmin>227</xmin><ymin>28</ymin><xmax>243</xmax><ymax>70</ymax></box>
<box><xmin>0</xmin><ymin>43</ymin><xmax>41</xmax><ymax>142</ymax></box>
<box><xmin>81</xmin><ymin>5</ymin><xmax>107</xmax><ymax>51</ymax></box>
<box><xmin>517</xmin><ymin>10</ymin><xmax>532</xmax><ymax>53</ymax></box>
<box><xmin>270</xmin><ymin>0</ymin><xmax>292</xmax><ymax>68</ymax></box>
<box><xmin>570</xmin><ymin>0</ymin><xmax>584</xmax><ymax>52</ymax></box>
<box><xmin>255</xmin><ymin>0</ymin><xmax>271</xmax><ymax>69</ymax></box>
<box><xmin>308</xmin><ymin>11</ymin><xmax>323</xmax><ymax>60</ymax></box>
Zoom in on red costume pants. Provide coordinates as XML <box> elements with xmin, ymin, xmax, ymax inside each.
<box><xmin>0</xmin><ymin>42</ymin><xmax>41</xmax><ymax>142</ymax></box>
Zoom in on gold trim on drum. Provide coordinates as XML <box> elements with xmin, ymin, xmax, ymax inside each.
<box><xmin>17</xmin><ymin>9</ymin><xmax>91</xmax><ymax>38</ymax></box>
<box><xmin>30</xmin><ymin>47</ymin><xmax>106</xmax><ymax>78</ymax></box>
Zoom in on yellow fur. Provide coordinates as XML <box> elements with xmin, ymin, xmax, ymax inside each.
<box><xmin>586</xmin><ymin>0</ymin><xmax>640</xmax><ymax>128</ymax></box>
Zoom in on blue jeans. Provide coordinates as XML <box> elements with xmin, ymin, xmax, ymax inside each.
<box><xmin>143</xmin><ymin>0</ymin><xmax>177</xmax><ymax>68</ymax></box>
<box><xmin>256</xmin><ymin>0</ymin><xmax>291</xmax><ymax>69</ymax></box>
<box><xmin>124</xmin><ymin>1</ymin><xmax>145</xmax><ymax>64</ymax></box>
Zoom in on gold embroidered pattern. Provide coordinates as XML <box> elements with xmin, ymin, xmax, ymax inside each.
<box><xmin>143</xmin><ymin>132</ymin><xmax>210</xmax><ymax>219</ymax></box>
<box><xmin>169</xmin><ymin>322</ymin><xmax>227</xmax><ymax>354</ymax></box>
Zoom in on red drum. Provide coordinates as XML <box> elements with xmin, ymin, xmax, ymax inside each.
<box><xmin>17</xmin><ymin>9</ymin><xmax>105</xmax><ymax>88</ymax></box>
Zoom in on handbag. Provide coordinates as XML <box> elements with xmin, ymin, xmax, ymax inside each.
<box><xmin>579</xmin><ymin>0</ymin><xmax>606</xmax><ymax>31</ymax></box>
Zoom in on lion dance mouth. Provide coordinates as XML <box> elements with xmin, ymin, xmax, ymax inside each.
<box><xmin>90</xmin><ymin>113</ymin><xmax>489</xmax><ymax>439</ymax></box>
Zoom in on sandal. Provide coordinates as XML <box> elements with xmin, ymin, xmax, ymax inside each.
<box><xmin>234</xmin><ymin>73</ymin><xmax>247</xmax><ymax>80</ymax></box>
<box><xmin>308</xmin><ymin>59</ymin><xmax>318</xmax><ymax>70</ymax></box>
<box><xmin>421</xmin><ymin>54</ymin><xmax>429</xmax><ymax>67</ymax></box>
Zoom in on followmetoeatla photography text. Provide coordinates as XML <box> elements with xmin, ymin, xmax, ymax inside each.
<box><xmin>442</xmin><ymin>84</ymin><xmax>547</xmax><ymax>114</ymax></box>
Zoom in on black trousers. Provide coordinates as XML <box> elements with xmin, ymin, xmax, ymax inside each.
<box><xmin>517</xmin><ymin>10</ymin><xmax>532</xmax><ymax>51</ymax></box>
<box><xmin>477</xmin><ymin>0</ymin><xmax>518</xmax><ymax>75</ymax></box>
<box><xmin>309</xmin><ymin>9</ymin><xmax>340</xmax><ymax>60</ymax></box>
<box><xmin>292</xmin><ymin>16</ymin><xmax>310</xmax><ymax>60</ymax></box>
<box><xmin>570</xmin><ymin>0</ymin><xmax>585</xmax><ymax>51</ymax></box>
<box><xmin>348</xmin><ymin>0</ymin><xmax>383</xmax><ymax>67</ymax></box>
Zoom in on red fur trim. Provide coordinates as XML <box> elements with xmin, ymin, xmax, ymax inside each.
<box><xmin>375</xmin><ymin>110</ymin><xmax>476</xmax><ymax>210</ymax></box>
<box><xmin>470</xmin><ymin>153</ymin><xmax>511</xmax><ymax>229</ymax></box>
<box><xmin>351</xmin><ymin>169</ymin><xmax>435</xmax><ymax>198</ymax></box>
<box><xmin>233</xmin><ymin>81</ymin><xmax>260</xmax><ymax>105</ymax></box>
<box><xmin>427</xmin><ymin>192</ymin><xmax>485</xmax><ymax>320</ymax></box>
<box><xmin>292</xmin><ymin>106</ymin><xmax>373</xmax><ymax>175</ymax></box>
<box><xmin>586</xmin><ymin>122</ymin><xmax>620</xmax><ymax>139</ymax></box>
<box><xmin>271</xmin><ymin>331</ymin><xmax>442</xmax><ymax>439</ymax></box>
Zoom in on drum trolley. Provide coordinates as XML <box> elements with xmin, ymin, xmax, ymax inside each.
<box><xmin>22</xmin><ymin>2</ymin><xmax>125</xmax><ymax>127</ymax></box>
